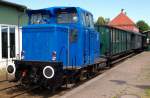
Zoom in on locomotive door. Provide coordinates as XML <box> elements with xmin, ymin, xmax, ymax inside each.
<box><xmin>84</xmin><ymin>29</ymin><xmax>90</xmax><ymax>64</ymax></box>
<box><xmin>83</xmin><ymin>13</ymin><xmax>94</xmax><ymax>65</ymax></box>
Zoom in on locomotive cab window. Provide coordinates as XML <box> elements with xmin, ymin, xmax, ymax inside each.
<box><xmin>82</xmin><ymin>12</ymin><xmax>94</xmax><ymax>28</ymax></box>
<box><xmin>88</xmin><ymin>14</ymin><xmax>94</xmax><ymax>28</ymax></box>
<box><xmin>56</xmin><ymin>8</ymin><xmax>78</xmax><ymax>24</ymax></box>
<box><xmin>30</xmin><ymin>12</ymin><xmax>50</xmax><ymax>24</ymax></box>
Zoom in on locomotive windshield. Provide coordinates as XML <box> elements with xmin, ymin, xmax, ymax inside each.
<box><xmin>31</xmin><ymin>13</ymin><xmax>50</xmax><ymax>24</ymax></box>
<box><xmin>56</xmin><ymin>8</ymin><xmax>78</xmax><ymax>24</ymax></box>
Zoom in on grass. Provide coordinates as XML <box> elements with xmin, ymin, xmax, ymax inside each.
<box><xmin>0</xmin><ymin>68</ymin><xmax>6</xmax><ymax>76</ymax></box>
<box><xmin>0</xmin><ymin>69</ymin><xmax>7</xmax><ymax>80</ymax></box>
<box><xmin>112</xmin><ymin>96</ymin><xmax>117</xmax><ymax>98</ymax></box>
<box><xmin>145</xmin><ymin>88</ymin><xmax>150</xmax><ymax>96</ymax></box>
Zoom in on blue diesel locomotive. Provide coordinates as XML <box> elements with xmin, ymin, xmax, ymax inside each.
<box><xmin>7</xmin><ymin>7</ymin><xmax>144</xmax><ymax>91</ymax></box>
<box><xmin>7</xmin><ymin>7</ymin><xmax>102</xmax><ymax>90</ymax></box>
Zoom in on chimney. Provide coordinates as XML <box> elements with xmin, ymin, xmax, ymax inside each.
<box><xmin>121</xmin><ymin>9</ymin><xmax>125</xmax><ymax>13</ymax></box>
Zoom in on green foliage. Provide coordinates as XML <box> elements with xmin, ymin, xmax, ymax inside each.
<box><xmin>136</xmin><ymin>20</ymin><xmax>150</xmax><ymax>32</ymax></box>
<box><xmin>96</xmin><ymin>16</ymin><xmax>107</xmax><ymax>25</ymax></box>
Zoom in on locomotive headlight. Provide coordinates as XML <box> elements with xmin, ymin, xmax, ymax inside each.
<box><xmin>7</xmin><ymin>63</ymin><xmax>16</xmax><ymax>75</ymax></box>
<box><xmin>21</xmin><ymin>50</ymin><xmax>25</xmax><ymax>60</ymax></box>
<box><xmin>43</xmin><ymin>66</ymin><xmax>55</xmax><ymax>79</ymax></box>
<box><xmin>52</xmin><ymin>51</ymin><xmax>56</xmax><ymax>61</ymax></box>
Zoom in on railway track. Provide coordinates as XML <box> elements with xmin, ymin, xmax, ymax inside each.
<box><xmin>0</xmin><ymin>84</ymin><xmax>19</xmax><ymax>92</ymax></box>
<box><xmin>0</xmin><ymin>83</ymin><xmax>39</xmax><ymax>98</ymax></box>
<box><xmin>0</xmin><ymin>52</ymin><xmax>137</xmax><ymax>98</ymax></box>
<box><xmin>0</xmin><ymin>66</ymin><xmax>109</xmax><ymax>98</ymax></box>
<box><xmin>0</xmin><ymin>80</ymin><xmax>8</xmax><ymax>83</ymax></box>
<box><xmin>10</xmin><ymin>86</ymin><xmax>39</xmax><ymax>98</ymax></box>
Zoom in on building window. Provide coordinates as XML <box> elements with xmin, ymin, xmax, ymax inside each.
<box><xmin>2</xmin><ymin>26</ymin><xmax>8</xmax><ymax>58</ymax></box>
<box><xmin>10</xmin><ymin>27</ymin><xmax>15</xmax><ymax>58</ymax></box>
<box><xmin>1</xmin><ymin>26</ymin><xmax>16</xmax><ymax>59</ymax></box>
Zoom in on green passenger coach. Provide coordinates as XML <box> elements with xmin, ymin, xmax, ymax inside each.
<box><xmin>96</xmin><ymin>25</ymin><xmax>143</xmax><ymax>63</ymax></box>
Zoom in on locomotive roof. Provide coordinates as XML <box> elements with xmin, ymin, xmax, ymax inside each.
<box><xmin>27</xmin><ymin>7</ymin><xmax>92</xmax><ymax>16</ymax></box>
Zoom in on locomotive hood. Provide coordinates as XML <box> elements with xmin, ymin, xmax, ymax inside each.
<box><xmin>23</xmin><ymin>24</ymin><xmax>73</xmax><ymax>29</ymax></box>
<box><xmin>22</xmin><ymin>24</ymin><xmax>77</xmax><ymax>65</ymax></box>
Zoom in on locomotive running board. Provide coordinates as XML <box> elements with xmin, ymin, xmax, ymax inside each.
<box><xmin>14</xmin><ymin>60</ymin><xmax>62</xmax><ymax>66</ymax></box>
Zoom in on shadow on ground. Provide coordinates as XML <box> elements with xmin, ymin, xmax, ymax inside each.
<box><xmin>110</xmin><ymin>80</ymin><xmax>127</xmax><ymax>85</ymax></box>
<box><xmin>110</xmin><ymin>79</ymin><xmax>150</xmax><ymax>90</ymax></box>
<box><xmin>135</xmin><ymin>85</ymin><xmax>150</xmax><ymax>90</ymax></box>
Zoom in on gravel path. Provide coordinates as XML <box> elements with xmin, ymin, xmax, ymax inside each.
<box><xmin>60</xmin><ymin>52</ymin><xmax>150</xmax><ymax>98</ymax></box>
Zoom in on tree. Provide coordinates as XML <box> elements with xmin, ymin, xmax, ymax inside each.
<box><xmin>105</xmin><ymin>18</ymin><xmax>110</xmax><ymax>24</ymax></box>
<box><xmin>96</xmin><ymin>16</ymin><xmax>106</xmax><ymax>25</ymax></box>
<box><xmin>136</xmin><ymin>20</ymin><xmax>150</xmax><ymax>32</ymax></box>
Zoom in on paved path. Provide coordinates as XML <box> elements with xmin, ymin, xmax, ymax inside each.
<box><xmin>59</xmin><ymin>52</ymin><xmax>150</xmax><ymax>98</ymax></box>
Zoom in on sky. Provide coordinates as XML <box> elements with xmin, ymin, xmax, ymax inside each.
<box><xmin>6</xmin><ymin>0</ymin><xmax>150</xmax><ymax>24</ymax></box>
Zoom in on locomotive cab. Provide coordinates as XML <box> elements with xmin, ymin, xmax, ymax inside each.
<box><xmin>7</xmin><ymin>7</ymin><xmax>100</xmax><ymax>89</ymax></box>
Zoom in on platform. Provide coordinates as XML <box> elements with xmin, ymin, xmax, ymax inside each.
<box><xmin>60</xmin><ymin>52</ymin><xmax>150</xmax><ymax>98</ymax></box>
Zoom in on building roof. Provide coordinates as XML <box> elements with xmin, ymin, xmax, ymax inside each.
<box><xmin>0</xmin><ymin>0</ymin><xmax>27</xmax><ymax>11</ymax></box>
<box><xmin>108</xmin><ymin>10</ymin><xmax>139</xmax><ymax>32</ymax></box>
<box><xmin>108</xmin><ymin>11</ymin><xmax>135</xmax><ymax>26</ymax></box>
